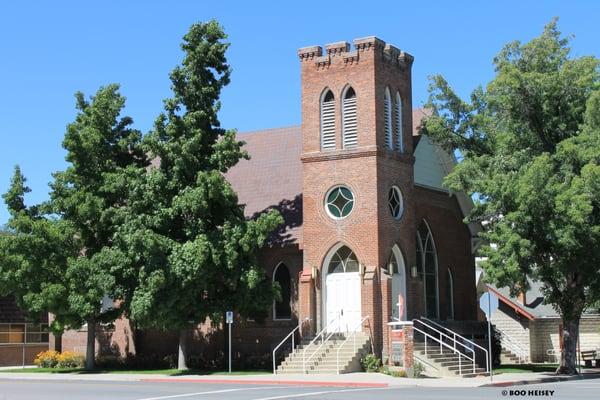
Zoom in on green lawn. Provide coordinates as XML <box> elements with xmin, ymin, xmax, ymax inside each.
<box><xmin>0</xmin><ymin>368</ymin><xmax>271</xmax><ymax>376</ymax></box>
<box><xmin>494</xmin><ymin>364</ymin><xmax>559</xmax><ymax>374</ymax></box>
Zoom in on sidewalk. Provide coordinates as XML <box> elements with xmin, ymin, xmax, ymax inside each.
<box><xmin>0</xmin><ymin>369</ymin><xmax>598</xmax><ymax>388</ymax></box>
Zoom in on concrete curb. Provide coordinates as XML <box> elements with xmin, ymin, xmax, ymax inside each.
<box><xmin>480</xmin><ymin>373</ymin><xmax>600</xmax><ymax>387</ymax></box>
<box><xmin>141</xmin><ymin>377</ymin><xmax>388</xmax><ymax>388</ymax></box>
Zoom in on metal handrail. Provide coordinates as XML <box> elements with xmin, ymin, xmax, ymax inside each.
<box><xmin>421</xmin><ymin>317</ymin><xmax>490</xmax><ymax>354</ymax></box>
<box><xmin>272</xmin><ymin>324</ymin><xmax>301</xmax><ymax>374</ymax></box>
<box><xmin>303</xmin><ymin>314</ymin><xmax>341</xmax><ymax>373</ymax></box>
<box><xmin>412</xmin><ymin>324</ymin><xmax>475</xmax><ymax>375</ymax></box>
<box><xmin>496</xmin><ymin>328</ymin><xmax>529</xmax><ymax>363</ymax></box>
<box><xmin>420</xmin><ymin>317</ymin><xmax>490</xmax><ymax>373</ymax></box>
<box><xmin>413</xmin><ymin>319</ymin><xmax>486</xmax><ymax>375</ymax></box>
<box><xmin>336</xmin><ymin>316</ymin><xmax>369</xmax><ymax>374</ymax></box>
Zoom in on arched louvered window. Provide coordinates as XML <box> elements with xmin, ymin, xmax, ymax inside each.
<box><xmin>342</xmin><ymin>87</ymin><xmax>357</xmax><ymax>148</ymax></box>
<box><xmin>384</xmin><ymin>87</ymin><xmax>393</xmax><ymax>150</ymax></box>
<box><xmin>320</xmin><ymin>90</ymin><xmax>336</xmax><ymax>151</ymax></box>
<box><xmin>395</xmin><ymin>91</ymin><xmax>404</xmax><ymax>152</ymax></box>
<box><xmin>416</xmin><ymin>220</ymin><xmax>439</xmax><ymax>319</ymax></box>
<box><xmin>273</xmin><ymin>263</ymin><xmax>292</xmax><ymax>320</ymax></box>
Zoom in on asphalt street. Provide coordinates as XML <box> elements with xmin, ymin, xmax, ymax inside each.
<box><xmin>0</xmin><ymin>378</ymin><xmax>599</xmax><ymax>400</ymax></box>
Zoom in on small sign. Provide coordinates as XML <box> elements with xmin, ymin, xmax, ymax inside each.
<box><xmin>226</xmin><ymin>311</ymin><xmax>233</xmax><ymax>324</ymax></box>
<box><xmin>391</xmin><ymin>329</ymin><xmax>404</xmax><ymax>342</ymax></box>
<box><xmin>479</xmin><ymin>292</ymin><xmax>499</xmax><ymax>318</ymax></box>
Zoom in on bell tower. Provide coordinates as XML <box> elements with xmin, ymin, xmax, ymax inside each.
<box><xmin>297</xmin><ymin>37</ymin><xmax>417</xmax><ymax>356</ymax></box>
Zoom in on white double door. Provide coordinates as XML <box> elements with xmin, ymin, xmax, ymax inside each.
<box><xmin>325</xmin><ymin>272</ymin><xmax>361</xmax><ymax>333</ymax></box>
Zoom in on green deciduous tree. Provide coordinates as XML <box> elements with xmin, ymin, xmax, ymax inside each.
<box><xmin>119</xmin><ymin>21</ymin><xmax>282</xmax><ymax>370</ymax></box>
<box><xmin>0</xmin><ymin>167</ymin><xmax>79</xmax><ymax>351</ymax></box>
<box><xmin>0</xmin><ymin>85</ymin><xmax>148</xmax><ymax>370</ymax></box>
<box><xmin>423</xmin><ymin>18</ymin><xmax>600</xmax><ymax>375</ymax></box>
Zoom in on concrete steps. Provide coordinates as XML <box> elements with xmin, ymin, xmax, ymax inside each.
<box><xmin>276</xmin><ymin>332</ymin><xmax>370</xmax><ymax>374</ymax></box>
<box><xmin>413</xmin><ymin>342</ymin><xmax>488</xmax><ymax>378</ymax></box>
<box><xmin>500</xmin><ymin>350</ymin><xmax>527</xmax><ymax>365</ymax></box>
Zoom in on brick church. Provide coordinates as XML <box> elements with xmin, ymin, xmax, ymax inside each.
<box><xmin>55</xmin><ymin>36</ymin><xmax>480</xmax><ymax>367</ymax></box>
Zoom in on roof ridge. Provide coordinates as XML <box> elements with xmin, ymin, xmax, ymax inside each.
<box><xmin>237</xmin><ymin>125</ymin><xmax>301</xmax><ymax>136</ymax></box>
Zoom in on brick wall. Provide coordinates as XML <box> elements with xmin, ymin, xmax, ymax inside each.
<box><xmin>298</xmin><ymin>38</ymin><xmax>417</xmax><ymax>358</ymax></box>
<box><xmin>414</xmin><ymin>186</ymin><xmax>477</xmax><ymax>321</ymax></box>
<box><xmin>0</xmin><ymin>344</ymin><xmax>48</xmax><ymax>367</ymax></box>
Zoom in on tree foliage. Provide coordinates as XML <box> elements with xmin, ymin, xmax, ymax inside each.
<box><xmin>0</xmin><ymin>167</ymin><xmax>79</xmax><ymax>332</ymax></box>
<box><xmin>423</xmin><ymin>18</ymin><xmax>600</xmax><ymax>374</ymax></box>
<box><xmin>0</xmin><ymin>85</ymin><xmax>148</xmax><ymax>369</ymax></box>
<box><xmin>115</xmin><ymin>21</ymin><xmax>282</xmax><ymax>352</ymax></box>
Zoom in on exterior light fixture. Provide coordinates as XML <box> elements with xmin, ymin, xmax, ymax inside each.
<box><xmin>311</xmin><ymin>265</ymin><xmax>318</xmax><ymax>280</ymax></box>
<box><xmin>411</xmin><ymin>265</ymin><xmax>419</xmax><ymax>279</ymax></box>
<box><xmin>359</xmin><ymin>263</ymin><xmax>365</xmax><ymax>276</ymax></box>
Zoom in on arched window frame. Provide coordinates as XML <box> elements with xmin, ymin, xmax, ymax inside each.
<box><xmin>446</xmin><ymin>268</ymin><xmax>455</xmax><ymax>320</ymax></box>
<box><xmin>272</xmin><ymin>262</ymin><xmax>292</xmax><ymax>321</ymax></box>
<box><xmin>389</xmin><ymin>244</ymin><xmax>407</xmax><ymax>321</ymax></box>
<box><xmin>388</xmin><ymin>185</ymin><xmax>404</xmax><ymax>220</ymax></box>
<box><xmin>384</xmin><ymin>87</ymin><xmax>393</xmax><ymax>150</ymax></box>
<box><xmin>395</xmin><ymin>91</ymin><xmax>404</xmax><ymax>153</ymax></box>
<box><xmin>320</xmin><ymin>89</ymin><xmax>336</xmax><ymax>151</ymax></box>
<box><xmin>416</xmin><ymin>220</ymin><xmax>439</xmax><ymax>319</ymax></box>
<box><xmin>342</xmin><ymin>86</ymin><xmax>358</xmax><ymax>149</ymax></box>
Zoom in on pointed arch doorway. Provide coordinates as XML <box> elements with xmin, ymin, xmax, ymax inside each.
<box><xmin>389</xmin><ymin>245</ymin><xmax>407</xmax><ymax>321</ymax></box>
<box><xmin>322</xmin><ymin>243</ymin><xmax>362</xmax><ymax>333</ymax></box>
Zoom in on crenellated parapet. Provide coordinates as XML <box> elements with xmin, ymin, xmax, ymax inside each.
<box><xmin>298</xmin><ymin>37</ymin><xmax>413</xmax><ymax>70</ymax></box>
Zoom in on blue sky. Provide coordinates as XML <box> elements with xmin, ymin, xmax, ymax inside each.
<box><xmin>1</xmin><ymin>1</ymin><xmax>599</xmax><ymax>225</ymax></box>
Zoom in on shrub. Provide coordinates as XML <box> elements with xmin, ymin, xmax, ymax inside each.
<box><xmin>56</xmin><ymin>351</ymin><xmax>85</xmax><ymax>368</ymax></box>
<box><xmin>380</xmin><ymin>365</ymin><xmax>408</xmax><ymax>378</ymax></box>
<box><xmin>360</xmin><ymin>354</ymin><xmax>381</xmax><ymax>372</ymax></box>
<box><xmin>34</xmin><ymin>350</ymin><xmax>60</xmax><ymax>368</ymax></box>
<box><xmin>407</xmin><ymin>361</ymin><xmax>425</xmax><ymax>378</ymax></box>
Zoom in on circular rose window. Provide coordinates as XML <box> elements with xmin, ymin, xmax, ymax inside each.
<box><xmin>325</xmin><ymin>185</ymin><xmax>354</xmax><ymax>219</ymax></box>
<box><xmin>388</xmin><ymin>186</ymin><xmax>404</xmax><ymax>220</ymax></box>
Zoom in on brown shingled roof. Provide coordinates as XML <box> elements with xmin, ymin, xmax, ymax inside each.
<box><xmin>226</xmin><ymin>126</ymin><xmax>303</xmax><ymax>247</ymax></box>
<box><xmin>226</xmin><ymin>109</ymin><xmax>426</xmax><ymax>248</ymax></box>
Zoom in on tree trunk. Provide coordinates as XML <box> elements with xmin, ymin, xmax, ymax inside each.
<box><xmin>178</xmin><ymin>328</ymin><xmax>188</xmax><ymax>370</ymax></box>
<box><xmin>85</xmin><ymin>319</ymin><xmax>96</xmax><ymax>370</ymax></box>
<box><xmin>53</xmin><ymin>332</ymin><xmax>62</xmax><ymax>353</ymax></box>
<box><xmin>556</xmin><ymin>317</ymin><xmax>580</xmax><ymax>375</ymax></box>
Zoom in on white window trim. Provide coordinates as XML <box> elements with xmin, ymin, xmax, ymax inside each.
<box><xmin>384</xmin><ymin>87</ymin><xmax>393</xmax><ymax>150</ymax></box>
<box><xmin>320</xmin><ymin>89</ymin><xmax>336</xmax><ymax>151</ymax></box>
<box><xmin>342</xmin><ymin>86</ymin><xmax>358</xmax><ymax>149</ymax></box>
<box><xmin>395</xmin><ymin>91</ymin><xmax>404</xmax><ymax>153</ymax></box>
<box><xmin>324</xmin><ymin>185</ymin><xmax>355</xmax><ymax>220</ymax></box>
<box><xmin>388</xmin><ymin>185</ymin><xmax>405</xmax><ymax>221</ymax></box>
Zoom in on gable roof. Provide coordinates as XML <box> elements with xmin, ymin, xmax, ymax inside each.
<box><xmin>488</xmin><ymin>280</ymin><xmax>599</xmax><ymax>320</ymax></box>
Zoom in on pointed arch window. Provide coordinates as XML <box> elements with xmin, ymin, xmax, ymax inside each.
<box><xmin>342</xmin><ymin>87</ymin><xmax>358</xmax><ymax>148</ymax></box>
<box><xmin>273</xmin><ymin>263</ymin><xmax>292</xmax><ymax>320</ymax></box>
<box><xmin>384</xmin><ymin>87</ymin><xmax>393</xmax><ymax>150</ymax></box>
<box><xmin>328</xmin><ymin>245</ymin><xmax>359</xmax><ymax>274</ymax></box>
<box><xmin>416</xmin><ymin>221</ymin><xmax>439</xmax><ymax>318</ymax></box>
<box><xmin>388</xmin><ymin>246</ymin><xmax>407</xmax><ymax>321</ymax></box>
<box><xmin>446</xmin><ymin>268</ymin><xmax>455</xmax><ymax>320</ymax></box>
<box><xmin>395</xmin><ymin>92</ymin><xmax>404</xmax><ymax>152</ymax></box>
<box><xmin>320</xmin><ymin>90</ymin><xmax>336</xmax><ymax>150</ymax></box>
